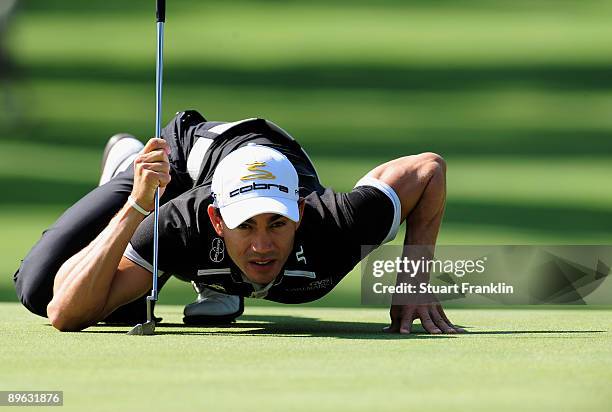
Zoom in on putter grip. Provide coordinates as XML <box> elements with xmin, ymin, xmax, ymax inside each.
<box><xmin>156</xmin><ymin>0</ymin><xmax>166</xmax><ymax>22</ymax></box>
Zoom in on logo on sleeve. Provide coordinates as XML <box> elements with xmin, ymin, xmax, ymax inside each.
<box><xmin>209</xmin><ymin>237</ymin><xmax>225</xmax><ymax>263</ymax></box>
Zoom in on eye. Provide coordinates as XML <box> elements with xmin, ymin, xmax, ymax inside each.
<box><xmin>271</xmin><ymin>220</ymin><xmax>286</xmax><ymax>228</ymax></box>
<box><xmin>237</xmin><ymin>223</ymin><xmax>251</xmax><ymax>230</ymax></box>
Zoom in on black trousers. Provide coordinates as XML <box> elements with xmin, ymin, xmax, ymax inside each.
<box><xmin>13</xmin><ymin>165</ymin><xmax>186</xmax><ymax>323</ymax></box>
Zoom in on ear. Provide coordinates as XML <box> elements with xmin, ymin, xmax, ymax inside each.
<box><xmin>295</xmin><ymin>198</ymin><xmax>306</xmax><ymax>230</ymax></box>
<box><xmin>207</xmin><ymin>205</ymin><xmax>224</xmax><ymax>237</ymax></box>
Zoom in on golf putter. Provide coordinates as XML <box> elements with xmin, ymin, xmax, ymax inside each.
<box><xmin>128</xmin><ymin>0</ymin><xmax>166</xmax><ymax>336</ymax></box>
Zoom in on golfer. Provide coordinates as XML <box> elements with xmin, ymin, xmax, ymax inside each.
<box><xmin>14</xmin><ymin>110</ymin><xmax>462</xmax><ymax>334</ymax></box>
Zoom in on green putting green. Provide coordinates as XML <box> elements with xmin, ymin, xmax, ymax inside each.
<box><xmin>2</xmin><ymin>2</ymin><xmax>612</xmax><ymax>410</ymax></box>
<box><xmin>1</xmin><ymin>302</ymin><xmax>611</xmax><ymax>411</ymax></box>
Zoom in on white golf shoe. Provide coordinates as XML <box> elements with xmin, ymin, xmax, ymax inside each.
<box><xmin>183</xmin><ymin>282</ymin><xmax>244</xmax><ymax>325</ymax></box>
<box><xmin>99</xmin><ymin>133</ymin><xmax>144</xmax><ymax>186</ymax></box>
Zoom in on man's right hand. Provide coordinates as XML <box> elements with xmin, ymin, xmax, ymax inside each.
<box><xmin>131</xmin><ymin>138</ymin><xmax>171</xmax><ymax>212</ymax></box>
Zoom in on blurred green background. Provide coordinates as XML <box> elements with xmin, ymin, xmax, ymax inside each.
<box><xmin>1</xmin><ymin>0</ymin><xmax>611</xmax><ymax>308</ymax></box>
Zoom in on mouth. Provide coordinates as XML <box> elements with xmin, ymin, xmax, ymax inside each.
<box><xmin>247</xmin><ymin>259</ymin><xmax>277</xmax><ymax>273</ymax></box>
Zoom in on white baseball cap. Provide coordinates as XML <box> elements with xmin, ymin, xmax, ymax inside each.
<box><xmin>211</xmin><ymin>143</ymin><xmax>300</xmax><ymax>229</ymax></box>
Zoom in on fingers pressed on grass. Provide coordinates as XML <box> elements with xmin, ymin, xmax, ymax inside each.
<box><xmin>383</xmin><ymin>318</ymin><xmax>400</xmax><ymax>333</ymax></box>
<box><xmin>418</xmin><ymin>306</ymin><xmax>441</xmax><ymax>334</ymax></box>
<box><xmin>383</xmin><ymin>325</ymin><xmax>399</xmax><ymax>333</ymax></box>
<box><xmin>436</xmin><ymin>304</ymin><xmax>453</xmax><ymax>325</ymax></box>
<box><xmin>430</xmin><ymin>308</ymin><xmax>455</xmax><ymax>334</ymax></box>
<box><xmin>437</xmin><ymin>304</ymin><xmax>467</xmax><ymax>333</ymax></box>
<box><xmin>399</xmin><ymin>307</ymin><xmax>415</xmax><ymax>334</ymax></box>
<box><xmin>383</xmin><ymin>309</ymin><xmax>401</xmax><ymax>333</ymax></box>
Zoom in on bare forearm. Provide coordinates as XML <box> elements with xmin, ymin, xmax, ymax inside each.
<box><xmin>48</xmin><ymin>137</ymin><xmax>171</xmax><ymax>331</ymax></box>
<box><xmin>52</xmin><ymin>215</ymin><xmax>130</xmax><ymax>295</ymax></box>
<box><xmin>47</xmin><ymin>203</ymin><xmax>145</xmax><ymax>329</ymax></box>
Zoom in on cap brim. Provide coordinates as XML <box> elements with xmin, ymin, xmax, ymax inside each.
<box><xmin>219</xmin><ymin>196</ymin><xmax>300</xmax><ymax>229</ymax></box>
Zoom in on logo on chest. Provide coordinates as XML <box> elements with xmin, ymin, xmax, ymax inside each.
<box><xmin>209</xmin><ymin>237</ymin><xmax>225</xmax><ymax>263</ymax></box>
<box><xmin>207</xmin><ymin>283</ymin><xmax>227</xmax><ymax>293</ymax></box>
<box><xmin>296</xmin><ymin>245</ymin><xmax>307</xmax><ymax>264</ymax></box>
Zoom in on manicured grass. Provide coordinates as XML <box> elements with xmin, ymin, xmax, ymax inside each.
<box><xmin>13</xmin><ymin>1</ymin><xmax>612</xmax><ymax>66</ymax></box>
<box><xmin>1</xmin><ymin>302</ymin><xmax>611</xmax><ymax>412</ymax></box>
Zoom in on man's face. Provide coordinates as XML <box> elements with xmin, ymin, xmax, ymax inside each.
<box><xmin>207</xmin><ymin>202</ymin><xmax>305</xmax><ymax>284</ymax></box>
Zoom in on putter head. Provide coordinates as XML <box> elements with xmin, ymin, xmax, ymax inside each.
<box><xmin>127</xmin><ymin>320</ymin><xmax>156</xmax><ymax>335</ymax></box>
<box><xmin>127</xmin><ymin>296</ymin><xmax>157</xmax><ymax>335</ymax></box>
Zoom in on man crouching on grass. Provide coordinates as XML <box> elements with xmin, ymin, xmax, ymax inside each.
<box><xmin>14</xmin><ymin>110</ymin><xmax>464</xmax><ymax>334</ymax></box>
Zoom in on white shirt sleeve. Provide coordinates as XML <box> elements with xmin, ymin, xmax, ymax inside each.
<box><xmin>123</xmin><ymin>243</ymin><xmax>164</xmax><ymax>275</ymax></box>
<box><xmin>354</xmin><ymin>175</ymin><xmax>402</xmax><ymax>244</ymax></box>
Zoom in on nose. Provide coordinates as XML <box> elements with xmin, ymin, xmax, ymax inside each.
<box><xmin>251</xmin><ymin>230</ymin><xmax>274</xmax><ymax>255</ymax></box>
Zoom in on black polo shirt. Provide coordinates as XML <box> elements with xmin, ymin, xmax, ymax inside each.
<box><xmin>124</xmin><ymin>112</ymin><xmax>401</xmax><ymax>303</ymax></box>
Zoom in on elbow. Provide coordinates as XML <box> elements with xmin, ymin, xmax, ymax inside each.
<box><xmin>47</xmin><ymin>300</ymin><xmax>85</xmax><ymax>332</ymax></box>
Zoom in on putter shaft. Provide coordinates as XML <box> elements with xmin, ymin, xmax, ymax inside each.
<box><xmin>129</xmin><ymin>2</ymin><xmax>165</xmax><ymax>335</ymax></box>
<box><xmin>152</xmin><ymin>20</ymin><xmax>164</xmax><ymax>304</ymax></box>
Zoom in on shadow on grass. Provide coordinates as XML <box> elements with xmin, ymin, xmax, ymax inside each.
<box><xmin>76</xmin><ymin>314</ymin><xmax>606</xmax><ymax>339</ymax></box>
<box><xmin>5</xmin><ymin>118</ymin><xmax>612</xmax><ymax>160</ymax></box>
<box><xmin>461</xmin><ymin>330</ymin><xmax>606</xmax><ymax>335</ymax></box>
<box><xmin>2</xmin><ymin>175</ymin><xmax>611</xmax><ymax>237</ymax></box>
<box><xmin>23</xmin><ymin>61</ymin><xmax>612</xmax><ymax>93</ymax></box>
<box><xmin>0</xmin><ymin>177</ymin><xmax>93</xmax><ymax>206</ymax></box>
<box><xmin>23</xmin><ymin>0</ymin><xmax>581</xmax><ymax>15</ymax></box>
<box><xmin>80</xmin><ymin>315</ymin><xmax>454</xmax><ymax>340</ymax></box>
<box><xmin>0</xmin><ymin>288</ymin><xmax>17</xmax><ymax>302</ymax></box>
<box><xmin>444</xmin><ymin>200</ymin><xmax>612</xmax><ymax>237</ymax></box>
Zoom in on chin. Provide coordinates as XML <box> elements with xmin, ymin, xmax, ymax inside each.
<box><xmin>244</xmin><ymin>261</ymin><xmax>282</xmax><ymax>284</ymax></box>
